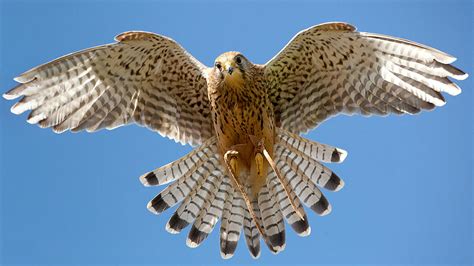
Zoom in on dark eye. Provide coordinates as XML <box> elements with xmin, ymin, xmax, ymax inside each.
<box><xmin>235</xmin><ymin>56</ymin><xmax>242</xmax><ymax>64</ymax></box>
<box><xmin>215</xmin><ymin>62</ymin><xmax>222</xmax><ymax>70</ymax></box>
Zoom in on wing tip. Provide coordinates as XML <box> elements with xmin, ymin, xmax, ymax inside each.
<box><xmin>448</xmin><ymin>82</ymin><xmax>463</xmax><ymax>96</ymax></box>
<box><xmin>10</xmin><ymin>102</ymin><xmax>25</xmax><ymax>115</ymax></box>
<box><xmin>436</xmin><ymin>54</ymin><xmax>456</xmax><ymax>65</ymax></box>
<box><xmin>454</xmin><ymin>72</ymin><xmax>469</xmax><ymax>81</ymax></box>
<box><xmin>445</xmin><ymin>64</ymin><xmax>468</xmax><ymax>81</ymax></box>
<box><xmin>12</xmin><ymin>69</ymin><xmax>37</xmax><ymax>83</ymax></box>
<box><xmin>52</xmin><ymin>126</ymin><xmax>68</xmax><ymax>134</ymax></box>
<box><xmin>26</xmin><ymin>113</ymin><xmax>47</xmax><ymax>124</ymax></box>
<box><xmin>3</xmin><ymin>92</ymin><xmax>18</xmax><ymax>100</ymax></box>
<box><xmin>432</xmin><ymin>97</ymin><xmax>446</xmax><ymax>107</ymax></box>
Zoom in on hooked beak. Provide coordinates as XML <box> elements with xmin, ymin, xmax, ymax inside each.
<box><xmin>221</xmin><ymin>61</ymin><xmax>243</xmax><ymax>87</ymax></box>
<box><xmin>224</xmin><ymin>62</ymin><xmax>235</xmax><ymax>76</ymax></box>
<box><xmin>227</xmin><ymin>66</ymin><xmax>234</xmax><ymax>75</ymax></box>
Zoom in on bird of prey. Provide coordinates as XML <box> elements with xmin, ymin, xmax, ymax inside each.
<box><xmin>3</xmin><ymin>22</ymin><xmax>467</xmax><ymax>259</ymax></box>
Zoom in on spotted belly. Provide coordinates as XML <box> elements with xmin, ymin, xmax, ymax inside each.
<box><xmin>214</xmin><ymin>103</ymin><xmax>275</xmax><ymax>196</ymax></box>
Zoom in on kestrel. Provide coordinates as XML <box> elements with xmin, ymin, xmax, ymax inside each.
<box><xmin>4</xmin><ymin>22</ymin><xmax>467</xmax><ymax>259</ymax></box>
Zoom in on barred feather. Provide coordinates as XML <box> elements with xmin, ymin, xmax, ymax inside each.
<box><xmin>144</xmin><ymin>132</ymin><xmax>344</xmax><ymax>257</ymax></box>
<box><xmin>267</xmin><ymin>172</ymin><xmax>310</xmax><ymax>236</ymax></box>
<box><xmin>276</xmin><ymin>128</ymin><xmax>347</xmax><ymax>164</ymax></box>
<box><xmin>187</xmin><ymin>177</ymin><xmax>230</xmax><ymax>247</ymax></box>
<box><xmin>276</xmin><ymin>158</ymin><xmax>331</xmax><ymax>216</ymax></box>
<box><xmin>166</xmin><ymin>169</ymin><xmax>222</xmax><ymax>234</ymax></box>
<box><xmin>258</xmin><ymin>182</ymin><xmax>285</xmax><ymax>253</ymax></box>
<box><xmin>140</xmin><ymin>137</ymin><xmax>217</xmax><ymax>186</ymax></box>
<box><xmin>243</xmin><ymin>204</ymin><xmax>261</xmax><ymax>259</ymax></box>
<box><xmin>146</xmin><ymin>157</ymin><xmax>220</xmax><ymax>215</ymax></box>
<box><xmin>276</xmin><ymin>145</ymin><xmax>344</xmax><ymax>192</ymax></box>
<box><xmin>220</xmin><ymin>187</ymin><xmax>244</xmax><ymax>259</ymax></box>
<box><xmin>4</xmin><ymin>31</ymin><xmax>214</xmax><ymax>146</ymax></box>
<box><xmin>265</xmin><ymin>22</ymin><xmax>467</xmax><ymax>134</ymax></box>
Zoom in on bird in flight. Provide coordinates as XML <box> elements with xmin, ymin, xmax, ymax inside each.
<box><xmin>4</xmin><ymin>22</ymin><xmax>467</xmax><ymax>259</ymax></box>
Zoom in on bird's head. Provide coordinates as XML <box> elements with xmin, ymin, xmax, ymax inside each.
<box><xmin>213</xmin><ymin>51</ymin><xmax>250</xmax><ymax>88</ymax></box>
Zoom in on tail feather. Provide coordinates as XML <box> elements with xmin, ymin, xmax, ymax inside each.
<box><xmin>276</xmin><ymin>145</ymin><xmax>345</xmax><ymax>192</ymax></box>
<box><xmin>187</xmin><ymin>177</ymin><xmax>230</xmax><ymax>248</ymax></box>
<box><xmin>142</xmin><ymin>131</ymin><xmax>347</xmax><ymax>258</ymax></box>
<box><xmin>166</xmin><ymin>169</ymin><xmax>222</xmax><ymax>234</ymax></box>
<box><xmin>277</xmin><ymin>128</ymin><xmax>347</xmax><ymax>163</ymax></box>
<box><xmin>243</xmin><ymin>205</ymin><xmax>261</xmax><ymax>259</ymax></box>
<box><xmin>250</xmin><ymin>196</ymin><xmax>279</xmax><ymax>254</ymax></box>
<box><xmin>268</xmin><ymin>172</ymin><xmax>310</xmax><ymax>236</ymax></box>
<box><xmin>140</xmin><ymin>137</ymin><xmax>217</xmax><ymax>186</ymax></box>
<box><xmin>258</xmin><ymin>182</ymin><xmax>285</xmax><ymax>253</ymax></box>
<box><xmin>220</xmin><ymin>187</ymin><xmax>244</xmax><ymax>259</ymax></box>
<box><xmin>277</xmin><ymin>158</ymin><xmax>331</xmax><ymax>216</ymax></box>
<box><xmin>147</xmin><ymin>157</ymin><xmax>219</xmax><ymax>215</ymax></box>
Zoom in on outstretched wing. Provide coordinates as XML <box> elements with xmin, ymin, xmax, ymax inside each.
<box><xmin>264</xmin><ymin>22</ymin><xmax>467</xmax><ymax>134</ymax></box>
<box><xmin>4</xmin><ymin>31</ymin><xmax>213</xmax><ymax>146</ymax></box>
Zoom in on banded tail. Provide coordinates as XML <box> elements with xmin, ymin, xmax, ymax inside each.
<box><xmin>140</xmin><ymin>128</ymin><xmax>347</xmax><ymax>259</ymax></box>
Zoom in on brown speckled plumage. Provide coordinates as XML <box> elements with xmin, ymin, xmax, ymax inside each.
<box><xmin>207</xmin><ymin>52</ymin><xmax>275</xmax><ymax>196</ymax></box>
<box><xmin>4</xmin><ymin>22</ymin><xmax>467</xmax><ymax>259</ymax></box>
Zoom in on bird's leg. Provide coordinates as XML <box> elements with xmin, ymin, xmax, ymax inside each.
<box><xmin>250</xmin><ymin>136</ymin><xmax>305</xmax><ymax>221</ymax></box>
<box><xmin>255</xmin><ymin>152</ymin><xmax>264</xmax><ymax>183</ymax></box>
<box><xmin>248</xmin><ymin>135</ymin><xmax>265</xmax><ymax>186</ymax></box>
<box><xmin>223</xmin><ymin>149</ymin><xmax>267</xmax><ymax>241</ymax></box>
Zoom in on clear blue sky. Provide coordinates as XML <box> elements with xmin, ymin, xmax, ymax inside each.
<box><xmin>0</xmin><ymin>0</ymin><xmax>472</xmax><ymax>265</ymax></box>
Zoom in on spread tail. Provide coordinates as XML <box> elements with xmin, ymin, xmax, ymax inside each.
<box><xmin>140</xmin><ymin>128</ymin><xmax>347</xmax><ymax>258</ymax></box>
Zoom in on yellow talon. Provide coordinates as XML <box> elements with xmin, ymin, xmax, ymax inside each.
<box><xmin>255</xmin><ymin>152</ymin><xmax>264</xmax><ymax>179</ymax></box>
<box><xmin>230</xmin><ymin>156</ymin><xmax>238</xmax><ymax>176</ymax></box>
